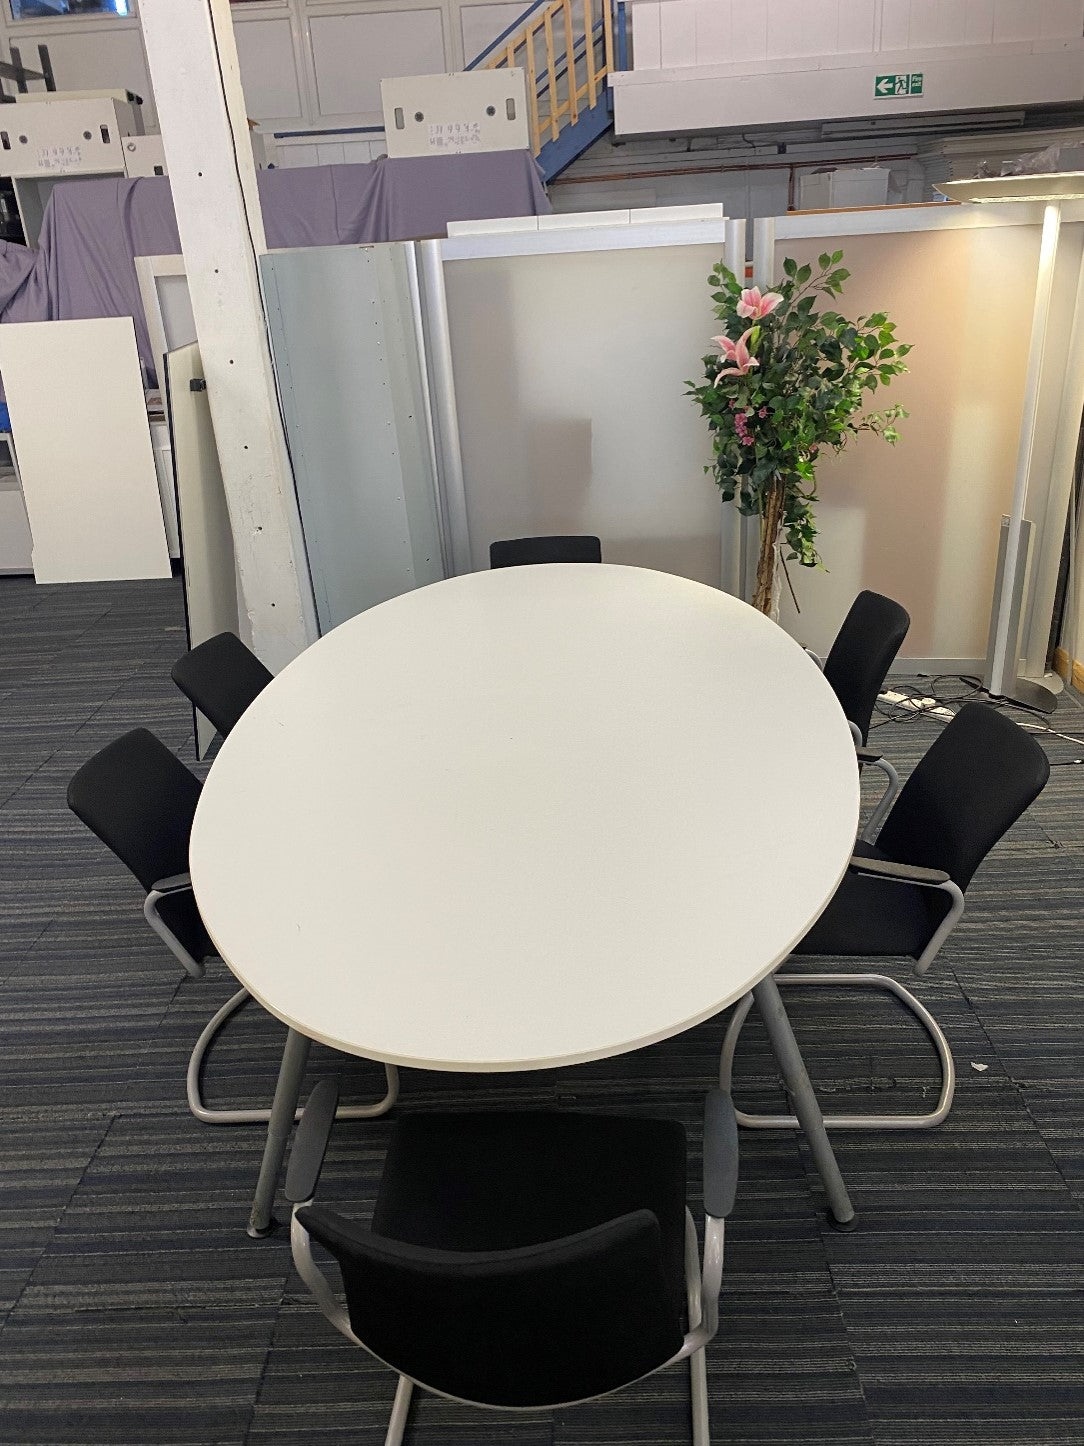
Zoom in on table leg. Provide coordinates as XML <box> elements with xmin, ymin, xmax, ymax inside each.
<box><xmin>751</xmin><ymin>975</ymin><xmax>855</xmax><ymax>1228</ymax></box>
<box><xmin>247</xmin><ymin>1027</ymin><xmax>312</xmax><ymax>1238</ymax></box>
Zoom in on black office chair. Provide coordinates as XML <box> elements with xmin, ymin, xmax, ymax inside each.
<box><xmin>67</xmin><ymin>728</ymin><xmax>397</xmax><ymax>1127</ymax></box>
<box><xmin>720</xmin><ymin>702</ymin><xmax>1049</xmax><ymax>1131</ymax></box>
<box><xmin>812</xmin><ymin>590</ymin><xmax>910</xmax><ymax>833</ymax></box>
<box><xmin>489</xmin><ymin>535</ymin><xmax>602</xmax><ymax>568</ymax></box>
<box><xmin>822</xmin><ymin>591</ymin><xmax>911</xmax><ymax>745</ymax></box>
<box><xmin>171</xmin><ymin>631</ymin><xmax>274</xmax><ymax>740</ymax></box>
<box><xmin>288</xmin><ymin>1081</ymin><xmax>739</xmax><ymax>1445</ymax></box>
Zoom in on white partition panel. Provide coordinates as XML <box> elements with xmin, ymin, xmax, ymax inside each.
<box><xmin>167</xmin><ymin>342</ymin><xmax>242</xmax><ymax>760</ymax></box>
<box><xmin>442</xmin><ymin>243</ymin><xmax>726</xmax><ymax>581</ymax></box>
<box><xmin>0</xmin><ymin>318</ymin><xmax>171</xmax><ymax>585</ymax></box>
<box><xmin>439</xmin><ymin>205</ymin><xmax>1077</xmax><ymax>670</ymax></box>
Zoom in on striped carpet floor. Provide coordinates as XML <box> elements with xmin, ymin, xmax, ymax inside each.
<box><xmin>0</xmin><ymin>573</ymin><xmax>1082</xmax><ymax>1445</ymax></box>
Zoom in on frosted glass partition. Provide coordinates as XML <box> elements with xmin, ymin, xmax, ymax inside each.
<box><xmin>440</xmin><ymin>207</ymin><xmax>1080</xmax><ymax>671</ymax></box>
<box><xmin>262</xmin><ymin>244</ymin><xmax>444</xmax><ymax>633</ymax></box>
<box><xmin>770</xmin><ymin>223</ymin><xmax>1071</xmax><ymax>668</ymax></box>
<box><xmin>442</xmin><ymin>244</ymin><xmax>726</xmax><ymax>581</ymax></box>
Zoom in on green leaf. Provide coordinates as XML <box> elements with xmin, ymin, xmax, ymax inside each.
<box><xmin>819</xmin><ymin>252</ymin><xmax>832</xmax><ymax>270</ymax></box>
<box><xmin>831</xmin><ymin>250</ymin><xmax>843</xmax><ymax>265</ymax></box>
<box><xmin>796</xmin><ymin>264</ymin><xmax>812</xmax><ymax>284</ymax></box>
<box><xmin>783</xmin><ymin>256</ymin><xmax>798</xmax><ymax>278</ymax></box>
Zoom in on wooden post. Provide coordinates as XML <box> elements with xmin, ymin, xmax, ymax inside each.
<box><xmin>561</xmin><ymin>0</ymin><xmax>579</xmax><ymax>125</ymax></box>
<box><xmin>138</xmin><ymin>0</ymin><xmax>315</xmax><ymax>671</ymax></box>
<box><xmin>583</xmin><ymin>0</ymin><xmax>598</xmax><ymax>108</ymax></box>
<box><xmin>543</xmin><ymin>8</ymin><xmax>560</xmax><ymax>141</ymax></box>
<box><xmin>525</xmin><ymin>27</ymin><xmax>542</xmax><ymax>155</ymax></box>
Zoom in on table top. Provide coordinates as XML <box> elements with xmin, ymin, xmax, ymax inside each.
<box><xmin>190</xmin><ymin>565</ymin><xmax>860</xmax><ymax>1072</ymax></box>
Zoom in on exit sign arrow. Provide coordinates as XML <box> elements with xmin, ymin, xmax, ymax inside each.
<box><xmin>875</xmin><ymin>72</ymin><xmax>924</xmax><ymax>98</ymax></box>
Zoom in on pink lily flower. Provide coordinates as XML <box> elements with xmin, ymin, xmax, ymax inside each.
<box><xmin>737</xmin><ymin>286</ymin><xmax>784</xmax><ymax>320</ymax></box>
<box><xmin>712</xmin><ymin>328</ymin><xmax>760</xmax><ymax>381</ymax></box>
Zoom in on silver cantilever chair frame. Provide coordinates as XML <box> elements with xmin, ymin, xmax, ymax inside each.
<box><xmin>719</xmin><ymin>811</ymin><xmax>966</xmax><ymax>1132</ymax></box>
<box><xmin>143</xmin><ymin>872</ymin><xmax>398</xmax><ymax>1127</ymax></box>
<box><xmin>287</xmin><ymin>1083</ymin><xmax>737</xmax><ymax>1446</ymax></box>
<box><xmin>291</xmin><ymin>1207</ymin><xmax>724</xmax><ymax>1446</ymax></box>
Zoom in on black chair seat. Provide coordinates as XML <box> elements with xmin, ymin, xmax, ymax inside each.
<box><xmin>298</xmin><ymin>1110</ymin><xmax>689</xmax><ymax>1408</ymax></box>
<box><xmin>794</xmin><ymin>840</ymin><xmax>941</xmax><ymax>960</ymax></box>
<box><xmin>371</xmin><ymin>1110</ymin><xmax>687</xmax><ymax>1312</ymax></box>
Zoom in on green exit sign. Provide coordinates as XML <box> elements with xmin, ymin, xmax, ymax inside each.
<box><xmin>875</xmin><ymin>72</ymin><xmax>924</xmax><ymax>98</ymax></box>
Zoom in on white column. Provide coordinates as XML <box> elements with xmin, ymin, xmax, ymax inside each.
<box><xmin>1023</xmin><ymin>230</ymin><xmax>1084</xmax><ymax>681</ymax></box>
<box><xmin>139</xmin><ymin>0</ymin><xmax>315</xmax><ymax>670</ymax></box>
<box><xmin>987</xmin><ymin>201</ymin><xmax>1061</xmax><ymax>695</ymax></box>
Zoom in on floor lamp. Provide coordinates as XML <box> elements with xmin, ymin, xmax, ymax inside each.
<box><xmin>937</xmin><ymin>173</ymin><xmax>1084</xmax><ymax>713</ymax></box>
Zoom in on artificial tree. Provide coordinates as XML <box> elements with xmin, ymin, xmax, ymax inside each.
<box><xmin>689</xmin><ymin>252</ymin><xmax>910</xmax><ymax>615</ymax></box>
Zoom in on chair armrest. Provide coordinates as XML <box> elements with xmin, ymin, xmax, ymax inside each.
<box><xmin>848</xmin><ymin>854</ymin><xmax>951</xmax><ymax>888</ymax></box>
<box><xmin>285</xmin><ymin>1078</ymin><xmax>340</xmax><ymax>1205</ymax></box>
<box><xmin>703</xmin><ymin>1089</ymin><xmax>739</xmax><ymax>1220</ymax></box>
<box><xmin>855</xmin><ymin>748</ymin><xmax>882</xmax><ymax>766</ymax></box>
<box><xmin>149</xmin><ymin>872</ymin><xmax>194</xmax><ymax>895</ymax></box>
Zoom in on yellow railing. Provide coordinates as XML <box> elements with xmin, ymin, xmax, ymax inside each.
<box><xmin>484</xmin><ymin>0</ymin><xmax>614</xmax><ymax>157</ymax></box>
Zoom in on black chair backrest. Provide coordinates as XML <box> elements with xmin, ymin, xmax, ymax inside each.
<box><xmin>171</xmin><ymin>632</ymin><xmax>273</xmax><ymax>739</ymax></box>
<box><xmin>298</xmin><ymin>1204</ymin><xmax>682</xmax><ymax>1409</ymax></box>
<box><xmin>876</xmin><ymin>702</ymin><xmax>1050</xmax><ymax>891</ymax></box>
<box><xmin>822</xmin><ymin>590</ymin><xmax>910</xmax><ymax>743</ymax></box>
<box><xmin>67</xmin><ymin>728</ymin><xmax>211</xmax><ymax>964</ymax></box>
<box><xmin>489</xmin><ymin>535</ymin><xmax>602</xmax><ymax>568</ymax></box>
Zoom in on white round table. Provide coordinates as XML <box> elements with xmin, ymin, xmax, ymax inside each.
<box><xmin>190</xmin><ymin>565</ymin><xmax>861</xmax><ymax>1232</ymax></box>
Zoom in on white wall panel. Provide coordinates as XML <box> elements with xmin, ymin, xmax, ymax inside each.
<box><xmin>909</xmin><ymin>0</ymin><xmax>971</xmax><ymax>47</ymax></box>
<box><xmin>767</xmin><ymin>0</ymin><xmax>836</xmax><ymax>61</ymax></box>
<box><xmin>342</xmin><ymin>137</ymin><xmax>377</xmax><ymax>161</ymax></box>
<box><xmin>460</xmin><ymin>2</ymin><xmax>526</xmax><ymax>66</ymax></box>
<box><xmin>631</xmin><ymin>0</ymin><xmax>662</xmax><ymax>67</ymax></box>
<box><xmin>659</xmin><ymin>0</ymin><xmax>697</xmax><ymax>68</ymax></box>
<box><xmin>730</xmin><ymin>0</ymin><xmax>768</xmax><ymax>62</ymax></box>
<box><xmin>880</xmin><ymin>0</ymin><xmax>912</xmax><ymax>50</ymax></box>
<box><xmin>13</xmin><ymin>27</ymin><xmax>155</xmax><ymax>127</ymax></box>
<box><xmin>835</xmin><ymin>0</ymin><xmax>877</xmax><ymax>54</ymax></box>
<box><xmin>233</xmin><ymin>17</ymin><xmax>304</xmax><ymax>121</ymax></box>
<box><xmin>735</xmin><ymin>0</ymin><xmax>770</xmax><ymax>63</ymax></box>
<box><xmin>993</xmin><ymin>0</ymin><xmax>1036</xmax><ymax>42</ymax></box>
<box><xmin>277</xmin><ymin>142</ymin><xmax>318</xmax><ymax>167</ymax></box>
<box><xmin>1041</xmin><ymin>0</ymin><xmax>1084</xmax><ymax>38</ymax></box>
<box><xmin>693</xmin><ymin>0</ymin><xmax>730</xmax><ymax>66</ymax></box>
<box><xmin>965</xmin><ymin>0</ymin><xmax>996</xmax><ymax>45</ymax></box>
<box><xmin>311</xmin><ymin>10</ymin><xmax>446</xmax><ymax>119</ymax></box>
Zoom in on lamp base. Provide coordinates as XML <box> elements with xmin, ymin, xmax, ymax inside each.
<box><xmin>987</xmin><ymin>673</ymin><xmax>1060</xmax><ymax>715</ymax></box>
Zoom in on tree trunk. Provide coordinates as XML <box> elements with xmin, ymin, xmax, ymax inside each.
<box><xmin>752</xmin><ymin>479</ymin><xmax>785</xmax><ymax>616</ymax></box>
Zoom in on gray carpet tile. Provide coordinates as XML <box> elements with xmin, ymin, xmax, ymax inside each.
<box><xmin>1</xmin><ymin>574</ymin><xmax>1083</xmax><ymax>1444</ymax></box>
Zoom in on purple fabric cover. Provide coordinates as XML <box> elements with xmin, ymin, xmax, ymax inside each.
<box><xmin>0</xmin><ymin>152</ymin><xmax>549</xmax><ymax>378</ymax></box>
